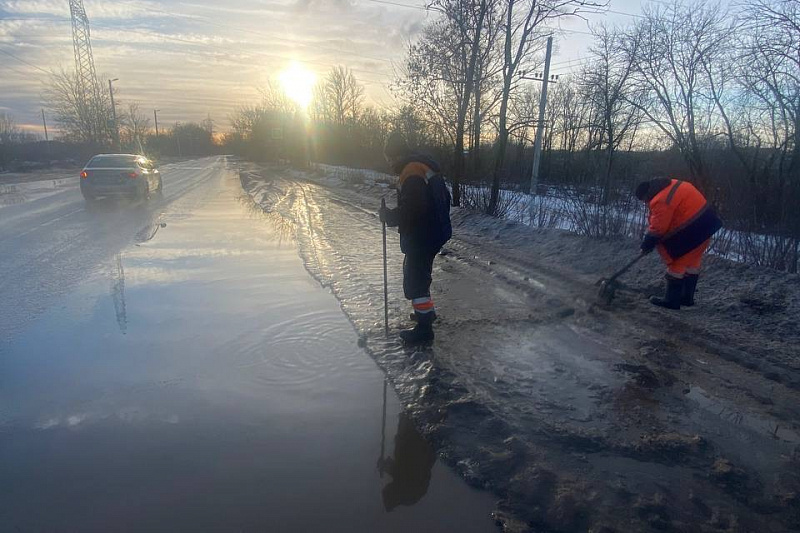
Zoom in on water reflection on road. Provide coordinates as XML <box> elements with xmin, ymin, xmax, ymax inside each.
<box><xmin>0</xmin><ymin>163</ymin><xmax>496</xmax><ymax>532</ymax></box>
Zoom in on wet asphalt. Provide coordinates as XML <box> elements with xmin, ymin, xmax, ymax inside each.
<box><xmin>0</xmin><ymin>157</ymin><xmax>497</xmax><ymax>532</ymax></box>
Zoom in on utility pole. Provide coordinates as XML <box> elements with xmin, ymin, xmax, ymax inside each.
<box><xmin>41</xmin><ymin>109</ymin><xmax>50</xmax><ymax>161</ymax></box>
<box><xmin>529</xmin><ymin>35</ymin><xmax>553</xmax><ymax>196</ymax></box>
<box><xmin>41</xmin><ymin>109</ymin><xmax>49</xmax><ymax>142</ymax></box>
<box><xmin>108</xmin><ymin>78</ymin><xmax>119</xmax><ymax>150</ymax></box>
<box><xmin>153</xmin><ymin>109</ymin><xmax>160</xmax><ymax>137</ymax></box>
<box><xmin>175</xmin><ymin>122</ymin><xmax>182</xmax><ymax>157</ymax></box>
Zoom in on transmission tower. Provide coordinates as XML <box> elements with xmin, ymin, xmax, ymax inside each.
<box><xmin>69</xmin><ymin>0</ymin><xmax>102</xmax><ymax>139</ymax></box>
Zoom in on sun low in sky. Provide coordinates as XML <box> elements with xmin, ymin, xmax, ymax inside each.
<box><xmin>279</xmin><ymin>62</ymin><xmax>316</xmax><ymax>110</ymax></box>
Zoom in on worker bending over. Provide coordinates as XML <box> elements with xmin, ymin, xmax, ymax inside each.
<box><xmin>636</xmin><ymin>178</ymin><xmax>722</xmax><ymax>310</ymax></box>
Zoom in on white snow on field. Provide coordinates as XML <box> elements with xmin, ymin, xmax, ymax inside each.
<box><xmin>0</xmin><ymin>178</ymin><xmax>76</xmax><ymax>209</ymax></box>
<box><xmin>311</xmin><ymin>163</ymin><xmax>793</xmax><ymax>269</ymax></box>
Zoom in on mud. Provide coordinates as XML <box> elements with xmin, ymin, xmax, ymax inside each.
<box><xmin>240</xmin><ymin>162</ymin><xmax>800</xmax><ymax>533</ymax></box>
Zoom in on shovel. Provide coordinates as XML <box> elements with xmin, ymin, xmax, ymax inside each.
<box><xmin>596</xmin><ymin>251</ymin><xmax>647</xmax><ymax>304</ymax></box>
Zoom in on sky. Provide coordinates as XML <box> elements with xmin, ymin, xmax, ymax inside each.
<box><xmin>0</xmin><ymin>0</ymin><xmax>653</xmax><ymax>135</ymax></box>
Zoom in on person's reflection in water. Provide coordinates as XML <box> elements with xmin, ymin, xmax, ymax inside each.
<box><xmin>378</xmin><ymin>412</ymin><xmax>437</xmax><ymax>511</ymax></box>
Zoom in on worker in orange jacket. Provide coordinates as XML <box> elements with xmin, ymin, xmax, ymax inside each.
<box><xmin>635</xmin><ymin>178</ymin><xmax>722</xmax><ymax>310</ymax></box>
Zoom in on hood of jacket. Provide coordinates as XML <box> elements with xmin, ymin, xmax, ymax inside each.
<box><xmin>393</xmin><ymin>153</ymin><xmax>440</xmax><ymax>175</ymax></box>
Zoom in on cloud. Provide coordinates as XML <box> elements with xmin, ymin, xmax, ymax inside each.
<box><xmin>293</xmin><ymin>0</ymin><xmax>354</xmax><ymax>12</ymax></box>
<box><xmin>1</xmin><ymin>0</ymin><xmax>155</xmax><ymax>19</ymax></box>
<box><xmin>1</xmin><ymin>0</ymin><xmax>612</xmax><ymax>135</ymax></box>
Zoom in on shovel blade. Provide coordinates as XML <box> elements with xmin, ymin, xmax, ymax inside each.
<box><xmin>597</xmin><ymin>279</ymin><xmax>616</xmax><ymax>304</ymax></box>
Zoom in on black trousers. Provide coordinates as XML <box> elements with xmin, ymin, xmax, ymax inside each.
<box><xmin>403</xmin><ymin>250</ymin><xmax>438</xmax><ymax>300</ymax></box>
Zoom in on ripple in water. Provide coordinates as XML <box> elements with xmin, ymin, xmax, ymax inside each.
<box><xmin>233</xmin><ymin>309</ymin><xmax>373</xmax><ymax>390</ymax></box>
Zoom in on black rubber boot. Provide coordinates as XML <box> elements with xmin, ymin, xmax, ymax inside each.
<box><xmin>400</xmin><ymin>312</ymin><xmax>434</xmax><ymax>345</ymax></box>
<box><xmin>682</xmin><ymin>274</ymin><xmax>699</xmax><ymax>307</ymax></box>
<box><xmin>650</xmin><ymin>275</ymin><xmax>683</xmax><ymax>310</ymax></box>
<box><xmin>409</xmin><ymin>311</ymin><xmax>437</xmax><ymax>322</ymax></box>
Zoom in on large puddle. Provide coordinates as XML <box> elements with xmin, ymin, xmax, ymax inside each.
<box><xmin>0</xmin><ymin>167</ymin><xmax>496</xmax><ymax>531</ymax></box>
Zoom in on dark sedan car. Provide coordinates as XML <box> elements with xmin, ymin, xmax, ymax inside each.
<box><xmin>80</xmin><ymin>154</ymin><xmax>162</xmax><ymax>203</ymax></box>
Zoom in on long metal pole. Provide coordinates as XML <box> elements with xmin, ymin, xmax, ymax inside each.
<box><xmin>378</xmin><ymin>377</ymin><xmax>387</xmax><ymax>477</ymax></box>
<box><xmin>108</xmin><ymin>79</ymin><xmax>118</xmax><ymax>150</ymax></box>
<box><xmin>381</xmin><ymin>198</ymin><xmax>389</xmax><ymax>338</ymax></box>
<box><xmin>529</xmin><ymin>36</ymin><xmax>553</xmax><ymax>195</ymax></box>
<box><xmin>153</xmin><ymin>109</ymin><xmax>159</xmax><ymax>137</ymax></box>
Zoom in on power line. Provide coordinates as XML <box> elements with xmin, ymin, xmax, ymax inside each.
<box><xmin>546</xmin><ymin>26</ymin><xmax>594</xmax><ymax>37</ymax></box>
<box><xmin>362</xmin><ymin>0</ymin><xmax>429</xmax><ymax>10</ymax></box>
<box><xmin>581</xmin><ymin>7</ymin><xmax>645</xmax><ymax>19</ymax></box>
<box><xmin>0</xmin><ymin>61</ymin><xmax>42</xmax><ymax>81</ymax></box>
<box><xmin>0</xmin><ymin>46</ymin><xmax>51</xmax><ymax>75</ymax></box>
<box><xmin>549</xmin><ymin>56</ymin><xmax>591</xmax><ymax>69</ymax></box>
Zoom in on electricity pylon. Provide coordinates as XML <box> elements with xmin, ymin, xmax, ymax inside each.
<box><xmin>69</xmin><ymin>0</ymin><xmax>103</xmax><ymax>142</ymax></box>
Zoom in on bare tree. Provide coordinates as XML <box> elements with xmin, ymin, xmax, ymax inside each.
<box><xmin>314</xmin><ymin>66</ymin><xmax>365</xmax><ymax>126</ymax></box>
<box><xmin>259</xmin><ymin>80</ymin><xmax>298</xmax><ymax>115</ymax></box>
<box><xmin>386</xmin><ymin>104</ymin><xmax>446</xmax><ymax>148</ymax></box>
<box><xmin>120</xmin><ymin>102</ymin><xmax>151</xmax><ymax>153</ymax></box>
<box><xmin>425</xmin><ymin>0</ymin><xmax>496</xmax><ymax>206</ymax></box>
<box><xmin>487</xmin><ymin>0</ymin><xmax>602</xmax><ymax>215</ymax></box>
<box><xmin>395</xmin><ymin>20</ymin><xmax>464</xmax><ymax>152</ymax></box>
<box><xmin>0</xmin><ymin>113</ymin><xmax>22</xmax><ymax>145</ymax></box>
<box><xmin>43</xmin><ymin>69</ymin><xmax>114</xmax><ymax>147</ymax></box>
<box><xmin>470</xmin><ymin>6</ymin><xmax>505</xmax><ymax>181</ymax></box>
<box><xmin>706</xmin><ymin>0</ymin><xmax>800</xmax><ymax>270</ymax></box>
<box><xmin>0</xmin><ymin>113</ymin><xmax>23</xmax><ymax>170</ymax></box>
<box><xmin>580</xmin><ymin>23</ymin><xmax>644</xmax><ymax>200</ymax></box>
<box><xmin>621</xmin><ymin>0</ymin><xmax>733</xmax><ymax>191</ymax></box>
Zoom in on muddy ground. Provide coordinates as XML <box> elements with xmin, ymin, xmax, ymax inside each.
<box><xmin>238</xmin><ymin>162</ymin><xmax>800</xmax><ymax>533</ymax></box>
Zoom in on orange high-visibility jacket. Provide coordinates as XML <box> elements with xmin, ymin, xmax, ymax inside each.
<box><xmin>647</xmin><ymin>179</ymin><xmax>722</xmax><ymax>259</ymax></box>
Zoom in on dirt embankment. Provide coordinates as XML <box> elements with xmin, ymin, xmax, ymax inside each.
<box><xmin>239</xmin><ymin>163</ymin><xmax>800</xmax><ymax>533</ymax></box>
<box><xmin>451</xmin><ymin>209</ymin><xmax>800</xmax><ymax>386</ymax></box>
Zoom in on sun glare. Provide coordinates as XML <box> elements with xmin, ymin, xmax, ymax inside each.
<box><xmin>279</xmin><ymin>63</ymin><xmax>316</xmax><ymax>110</ymax></box>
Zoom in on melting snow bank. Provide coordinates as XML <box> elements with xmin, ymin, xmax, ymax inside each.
<box><xmin>238</xmin><ymin>162</ymin><xmax>800</xmax><ymax>533</ymax></box>
<box><xmin>0</xmin><ymin>177</ymin><xmax>76</xmax><ymax>208</ymax></box>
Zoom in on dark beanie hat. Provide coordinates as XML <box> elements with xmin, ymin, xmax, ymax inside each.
<box><xmin>635</xmin><ymin>180</ymin><xmax>651</xmax><ymax>201</ymax></box>
<box><xmin>384</xmin><ymin>130</ymin><xmax>410</xmax><ymax>159</ymax></box>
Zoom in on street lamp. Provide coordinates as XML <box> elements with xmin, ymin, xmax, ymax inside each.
<box><xmin>108</xmin><ymin>78</ymin><xmax>119</xmax><ymax>150</ymax></box>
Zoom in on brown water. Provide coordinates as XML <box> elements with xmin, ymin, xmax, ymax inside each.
<box><xmin>0</xmin><ymin>161</ymin><xmax>497</xmax><ymax>532</ymax></box>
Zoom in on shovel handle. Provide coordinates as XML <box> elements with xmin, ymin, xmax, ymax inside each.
<box><xmin>608</xmin><ymin>251</ymin><xmax>647</xmax><ymax>282</ymax></box>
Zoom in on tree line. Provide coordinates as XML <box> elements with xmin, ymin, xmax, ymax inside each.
<box><xmin>4</xmin><ymin>0</ymin><xmax>796</xmax><ymax>271</ymax></box>
<box><xmin>392</xmin><ymin>0</ymin><xmax>798</xmax><ymax>271</ymax></box>
<box><xmin>226</xmin><ymin>0</ymin><xmax>797</xmax><ymax>271</ymax></box>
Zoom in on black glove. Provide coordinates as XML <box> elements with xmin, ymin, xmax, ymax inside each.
<box><xmin>379</xmin><ymin>205</ymin><xmax>400</xmax><ymax>226</ymax></box>
<box><xmin>640</xmin><ymin>234</ymin><xmax>659</xmax><ymax>254</ymax></box>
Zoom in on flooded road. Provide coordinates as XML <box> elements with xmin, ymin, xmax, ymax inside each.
<box><xmin>0</xmin><ymin>157</ymin><xmax>497</xmax><ymax>532</ymax></box>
